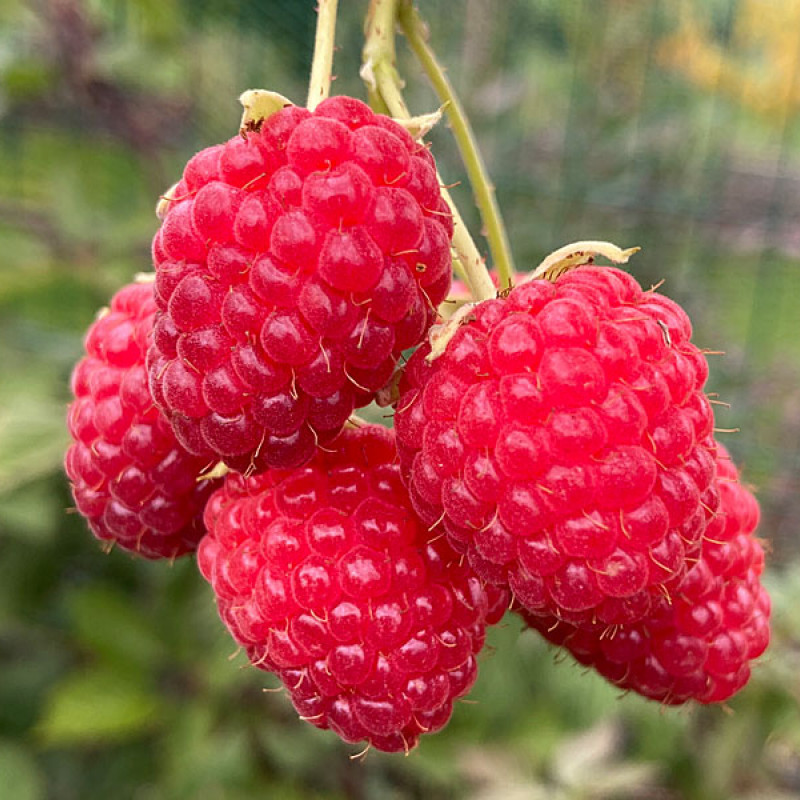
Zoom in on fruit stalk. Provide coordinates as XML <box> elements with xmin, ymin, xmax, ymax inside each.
<box><xmin>307</xmin><ymin>0</ymin><xmax>339</xmax><ymax>110</ymax></box>
<box><xmin>398</xmin><ymin>1</ymin><xmax>516</xmax><ymax>291</ymax></box>
<box><xmin>362</xmin><ymin>0</ymin><xmax>496</xmax><ymax>303</ymax></box>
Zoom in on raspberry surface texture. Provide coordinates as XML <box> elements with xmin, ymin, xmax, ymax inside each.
<box><xmin>148</xmin><ymin>96</ymin><xmax>453</xmax><ymax>473</ymax></box>
<box><xmin>65</xmin><ymin>282</ymin><xmax>220</xmax><ymax>559</ymax></box>
<box><xmin>197</xmin><ymin>424</ymin><xmax>506</xmax><ymax>752</ymax></box>
<box><xmin>519</xmin><ymin>444</ymin><xmax>770</xmax><ymax>704</ymax></box>
<box><xmin>395</xmin><ymin>265</ymin><xmax>717</xmax><ymax>625</ymax></box>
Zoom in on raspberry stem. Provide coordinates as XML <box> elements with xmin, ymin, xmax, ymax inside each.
<box><xmin>306</xmin><ymin>0</ymin><xmax>339</xmax><ymax>110</ymax></box>
<box><xmin>361</xmin><ymin>0</ymin><xmax>496</xmax><ymax>303</ymax></box>
<box><xmin>445</xmin><ymin>198</ymin><xmax>495</xmax><ymax>301</ymax></box>
<box><xmin>397</xmin><ymin>2</ymin><xmax>516</xmax><ymax>292</ymax></box>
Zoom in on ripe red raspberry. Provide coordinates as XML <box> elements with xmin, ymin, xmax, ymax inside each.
<box><xmin>148</xmin><ymin>96</ymin><xmax>453</xmax><ymax>474</ymax></box>
<box><xmin>197</xmin><ymin>424</ymin><xmax>506</xmax><ymax>753</ymax></box>
<box><xmin>65</xmin><ymin>282</ymin><xmax>220</xmax><ymax>559</ymax></box>
<box><xmin>395</xmin><ymin>265</ymin><xmax>717</xmax><ymax>626</ymax></box>
<box><xmin>519</xmin><ymin>444</ymin><xmax>770</xmax><ymax>705</ymax></box>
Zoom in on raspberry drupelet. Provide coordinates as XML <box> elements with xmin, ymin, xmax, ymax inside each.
<box><xmin>65</xmin><ymin>282</ymin><xmax>220</xmax><ymax>559</ymax></box>
<box><xmin>148</xmin><ymin>96</ymin><xmax>453</xmax><ymax>474</ymax></box>
<box><xmin>519</xmin><ymin>443</ymin><xmax>770</xmax><ymax>704</ymax></box>
<box><xmin>197</xmin><ymin>424</ymin><xmax>507</xmax><ymax>752</ymax></box>
<box><xmin>395</xmin><ymin>265</ymin><xmax>718</xmax><ymax>626</ymax></box>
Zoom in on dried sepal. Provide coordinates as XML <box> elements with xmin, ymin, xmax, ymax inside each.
<box><xmin>530</xmin><ymin>240</ymin><xmax>640</xmax><ymax>283</ymax></box>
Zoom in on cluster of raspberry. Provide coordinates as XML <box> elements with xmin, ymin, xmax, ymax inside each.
<box><xmin>65</xmin><ymin>96</ymin><xmax>769</xmax><ymax>755</ymax></box>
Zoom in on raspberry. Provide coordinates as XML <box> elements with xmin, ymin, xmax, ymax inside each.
<box><xmin>395</xmin><ymin>265</ymin><xmax>717</xmax><ymax>624</ymax></box>
<box><xmin>518</xmin><ymin>444</ymin><xmax>770</xmax><ymax>704</ymax></box>
<box><xmin>197</xmin><ymin>424</ymin><xmax>507</xmax><ymax>752</ymax></box>
<box><xmin>65</xmin><ymin>282</ymin><xmax>220</xmax><ymax>559</ymax></box>
<box><xmin>148</xmin><ymin>96</ymin><xmax>453</xmax><ymax>473</ymax></box>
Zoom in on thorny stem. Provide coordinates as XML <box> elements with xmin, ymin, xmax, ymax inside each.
<box><xmin>307</xmin><ymin>0</ymin><xmax>339</xmax><ymax>110</ymax></box>
<box><xmin>398</xmin><ymin>1</ymin><xmax>516</xmax><ymax>290</ymax></box>
<box><xmin>362</xmin><ymin>0</ymin><xmax>495</xmax><ymax>302</ymax></box>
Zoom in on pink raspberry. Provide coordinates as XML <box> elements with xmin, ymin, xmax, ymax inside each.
<box><xmin>148</xmin><ymin>96</ymin><xmax>453</xmax><ymax>474</ymax></box>
<box><xmin>519</xmin><ymin>443</ymin><xmax>770</xmax><ymax>705</ymax></box>
<box><xmin>65</xmin><ymin>282</ymin><xmax>220</xmax><ymax>559</ymax></box>
<box><xmin>197</xmin><ymin>424</ymin><xmax>507</xmax><ymax>753</ymax></box>
<box><xmin>395</xmin><ymin>265</ymin><xmax>717</xmax><ymax>626</ymax></box>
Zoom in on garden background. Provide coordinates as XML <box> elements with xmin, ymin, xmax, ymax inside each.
<box><xmin>1</xmin><ymin>1</ymin><xmax>799</xmax><ymax>797</ymax></box>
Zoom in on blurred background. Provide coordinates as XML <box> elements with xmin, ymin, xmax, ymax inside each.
<box><xmin>1</xmin><ymin>0</ymin><xmax>799</xmax><ymax>797</ymax></box>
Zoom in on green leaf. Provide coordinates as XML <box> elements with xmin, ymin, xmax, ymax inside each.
<box><xmin>0</xmin><ymin>373</ymin><xmax>69</xmax><ymax>496</ymax></box>
<box><xmin>66</xmin><ymin>585</ymin><xmax>166</xmax><ymax>674</ymax></box>
<box><xmin>0</xmin><ymin>480</ymin><xmax>59</xmax><ymax>543</ymax></box>
<box><xmin>0</xmin><ymin>742</ymin><xmax>45</xmax><ymax>800</ymax></box>
<box><xmin>162</xmin><ymin>705</ymin><xmax>256</xmax><ymax>798</ymax></box>
<box><xmin>36</xmin><ymin>669</ymin><xmax>164</xmax><ymax>746</ymax></box>
<box><xmin>2</xmin><ymin>62</ymin><xmax>53</xmax><ymax>100</ymax></box>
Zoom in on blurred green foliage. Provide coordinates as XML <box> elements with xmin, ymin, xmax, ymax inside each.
<box><xmin>1</xmin><ymin>1</ymin><xmax>799</xmax><ymax>798</ymax></box>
